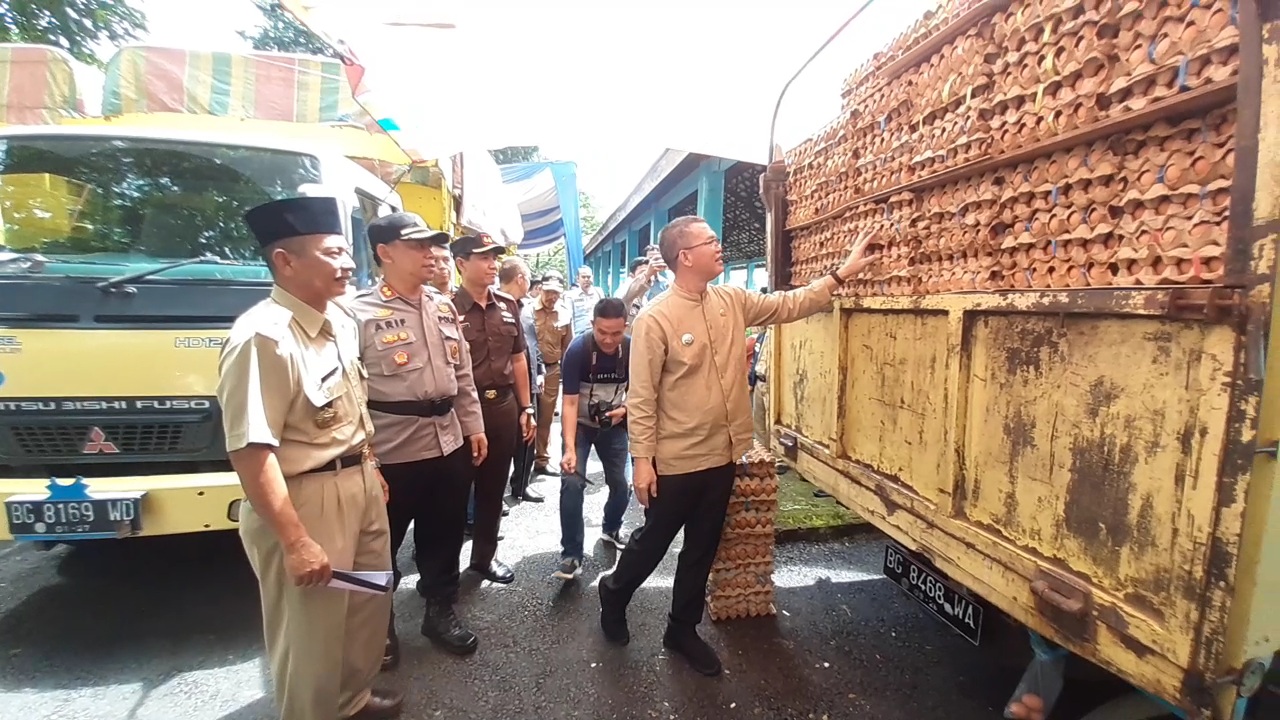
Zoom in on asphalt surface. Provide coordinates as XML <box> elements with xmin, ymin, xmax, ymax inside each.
<box><xmin>0</xmin><ymin>440</ymin><xmax>1131</xmax><ymax>720</ymax></box>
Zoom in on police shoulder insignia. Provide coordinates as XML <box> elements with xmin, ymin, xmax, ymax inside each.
<box><xmin>393</xmin><ymin>350</ymin><xmax>410</xmax><ymax>366</ymax></box>
<box><xmin>378</xmin><ymin>285</ymin><xmax>396</xmax><ymax>300</ymax></box>
<box><xmin>373</xmin><ymin>308</ymin><xmax>394</xmax><ymax>318</ymax></box>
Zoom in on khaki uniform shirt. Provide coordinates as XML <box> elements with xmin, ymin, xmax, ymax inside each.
<box><xmin>628</xmin><ymin>280</ymin><xmax>833</xmax><ymax>476</ymax></box>
<box><xmin>453</xmin><ymin>286</ymin><xmax>527</xmax><ymax>392</ymax></box>
<box><xmin>217</xmin><ymin>287</ymin><xmax>374</xmax><ymax>478</ymax></box>
<box><xmin>349</xmin><ymin>281</ymin><xmax>484</xmax><ymax>465</ymax></box>
<box><xmin>533</xmin><ymin>296</ymin><xmax>572</xmax><ymax>365</ymax></box>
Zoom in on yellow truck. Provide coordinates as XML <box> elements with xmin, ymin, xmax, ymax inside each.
<box><xmin>0</xmin><ymin>44</ymin><xmax>409</xmax><ymax>544</ymax></box>
<box><xmin>762</xmin><ymin>1</ymin><xmax>1277</xmax><ymax>718</ymax></box>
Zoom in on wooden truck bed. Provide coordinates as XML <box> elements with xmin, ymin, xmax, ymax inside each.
<box><xmin>763</xmin><ymin>0</ymin><xmax>1280</xmax><ymax>716</ymax></box>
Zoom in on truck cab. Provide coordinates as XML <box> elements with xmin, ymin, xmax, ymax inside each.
<box><xmin>0</xmin><ymin>124</ymin><xmax>400</xmax><ymax>543</ymax></box>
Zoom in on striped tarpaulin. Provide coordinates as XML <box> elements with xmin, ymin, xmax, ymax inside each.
<box><xmin>0</xmin><ymin>44</ymin><xmax>82</xmax><ymax>125</ymax></box>
<box><xmin>101</xmin><ymin>45</ymin><xmax>358</xmax><ymax>123</ymax></box>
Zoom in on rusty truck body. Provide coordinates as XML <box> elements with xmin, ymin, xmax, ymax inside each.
<box><xmin>760</xmin><ymin>1</ymin><xmax>1279</xmax><ymax>718</ymax></box>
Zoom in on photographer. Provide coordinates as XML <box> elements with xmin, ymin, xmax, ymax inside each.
<box><xmin>553</xmin><ymin>298</ymin><xmax>632</xmax><ymax>581</ymax></box>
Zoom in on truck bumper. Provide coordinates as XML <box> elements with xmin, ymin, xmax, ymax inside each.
<box><xmin>0</xmin><ymin>472</ymin><xmax>243</xmax><ymax>542</ymax></box>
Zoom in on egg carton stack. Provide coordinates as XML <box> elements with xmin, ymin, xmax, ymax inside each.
<box><xmin>782</xmin><ymin>0</ymin><xmax>1242</xmax><ymax>295</ymax></box>
<box><xmin>706</xmin><ymin>443</ymin><xmax>780</xmax><ymax>622</ymax></box>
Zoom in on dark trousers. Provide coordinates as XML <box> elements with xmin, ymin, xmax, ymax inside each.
<box><xmin>509</xmin><ymin>395</ymin><xmax>537</xmax><ymax>498</ymax></box>
<box><xmin>384</xmin><ymin>446</ymin><xmax>472</xmax><ymax>603</ymax></box>
<box><xmin>472</xmin><ymin>391</ymin><xmax>519</xmax><ymax>567</ymax></box>
<box><xmin>602</xmin><ymin>462</ymin><xmax>735</xmax><ymax>629</ymax></box>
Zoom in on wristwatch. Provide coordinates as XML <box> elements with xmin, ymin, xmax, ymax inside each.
<box><xmin>521</xmin><ymin>406</ymin><xmax>535</xmax><ymax>415</ymax></box>
<box><xmin>828</xmin><ymin>268</ymin><xmax>849</xmax><ymax>285</ymax></box>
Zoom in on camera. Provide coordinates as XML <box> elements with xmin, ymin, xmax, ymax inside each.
<box><xmin>589</xmin><ymin>400</ymin><xmax>619</xmax><ymax>428</ymax></box>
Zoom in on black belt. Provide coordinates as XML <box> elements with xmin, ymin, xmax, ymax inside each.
<box><xmin>367</xmin><ymin>398</ymin><xmax>454</xmax><ymax>417</ymax></box>
<box><xmin>302</xmin><ymin>449</ymin><xmax>366</xmax><ymax>475</ymax></box>
<box><xmin>478</xmin><ymin>385</ymin><xmax>514</xmax><ymax>402</ymax></box>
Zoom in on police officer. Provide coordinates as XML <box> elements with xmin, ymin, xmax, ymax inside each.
<box><xmin>450</xmin><ymin>233</ymin><xmax>537</xmax><ymax>584</ymax></box>
<box><xmin>350</xmin><ymin>212</ymin><xmax>488</xmax><ymax>667</ymax></box>
<box><xmin>217</xmin><ymin>196</ymin><xmax>402</xmax><ymax>720</ymax></box>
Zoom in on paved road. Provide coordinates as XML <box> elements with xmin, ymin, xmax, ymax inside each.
<box><xmin>0</xmin><ymin>452</ymin><xmax>1126</xmax><ymax>720</ymax></box>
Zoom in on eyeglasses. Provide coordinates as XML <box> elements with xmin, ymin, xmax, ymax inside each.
<box><xmin>682</xmin><ymin>237</ymin><xmax>721</xmax><ymax>253</ymax></box>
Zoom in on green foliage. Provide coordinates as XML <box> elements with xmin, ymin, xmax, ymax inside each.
<box><xmin>489</xmin><ymin>146</ymin><xmax>543</xmax><ymax>165</ymax></box>
<box><xmin>0</xmin><ymin>0</ymin><xmax>147</xmax><ymax>68</ymax></box>
<box><xmin>239</xmin><ymin>0</ymin><xmax>338</xmax><ymax>58</ymax></box>
<box><xmin>579</xmin><ymin>190</ymin><xmax>602</xmax><ymax>238</ymax></box>
<box><xmin>524</xmin><ymin>241</ymin><xmax>568</xmax><ymax>280</ymax></box>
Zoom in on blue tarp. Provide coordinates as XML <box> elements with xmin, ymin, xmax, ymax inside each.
<box><xmin>499</xmin><ymin>161</ymin><xmax>583</xmax><ymax>273</ymax></box>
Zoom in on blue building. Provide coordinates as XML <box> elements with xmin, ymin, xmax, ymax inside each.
<box><xmin>584</xmin><ymin>150</ymin><xmax>768</xmax><ymax>295</ymax></box>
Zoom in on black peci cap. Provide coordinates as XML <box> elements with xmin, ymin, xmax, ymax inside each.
<box><xmin>244</xmin><ymin>196</ymin><xmax>345</xmax><ymax>248</ymax></box>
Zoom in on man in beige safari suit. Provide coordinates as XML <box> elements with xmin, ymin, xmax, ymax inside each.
<box><xmin>217</xmin><ymin>196</ymin><xmax>402</xmax><ymax>720</ymax></box>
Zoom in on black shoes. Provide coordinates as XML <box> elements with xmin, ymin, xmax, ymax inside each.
<box><xmin>662</xmin><ymin>626</ymin><xmax>723</xmax><ymax>677</ymax></box>
<box><xmin>598</xmin><ymin>580</ymin><xmax>630</xmax><ymax>645</ymax></box>
<box><xmin>469</xmin><ymin>559</ymin><xmax>515</xmax><ymax>584</ymax></box>
<box><xmin>519</xmin><ymin>487</ymin><xmax>545</xmax><ymax>502</ymax></box>
<box><xmin>421</xmin><ymin>601</ymin><xmax>478</xmax><ymax>656</ymax></box>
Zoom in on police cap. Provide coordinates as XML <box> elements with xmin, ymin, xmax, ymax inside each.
<box><xmin>450</xmin><ymin>232</ymin><xmax>507</xmax><ymax>258</ymax></box>
<box><xmin>367</xmin><ymin>212</ymin><xmax>450</xmax><ymax>250</ymax></box>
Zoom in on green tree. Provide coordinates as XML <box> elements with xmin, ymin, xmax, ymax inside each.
<box><xmin>0</xmin><ymin>0</ymin><xmax>147</xmax><ymax>68</ymax></box>
<box><xmin>525</xmin><ymin>242</ymin><xmax>568</xmax><ymax>280</ymax></box>
<box><xmin>489</xmin><ymin>146</ymin><xmax>543</xmax><ymax>165</ymax></box>
<box><xmin>579</xmin><ymin>190</ymin><xmax>603</xmax><ymax>238</ymax></box>
<box><xmin>239</xmin><ymin>0</ymin><xmax>338</xmax><ymax>58</ymax></box>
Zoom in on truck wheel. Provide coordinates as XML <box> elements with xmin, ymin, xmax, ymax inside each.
<box><xmin>1075</xmin><ymin>692</ymin><xmax>1175</xmax><ymax>720</ymax></box>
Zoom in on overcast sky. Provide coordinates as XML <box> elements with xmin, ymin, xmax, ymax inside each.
<box><xmin>117</xmin><ymin>0</ymin><xmax>932</xmax><ymax>216</ymax></box>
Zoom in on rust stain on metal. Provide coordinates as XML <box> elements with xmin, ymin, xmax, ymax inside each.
<box><xmin>1063</xmin><ymin>432</ymin><xmax>1139</xmax><ymax>568</ymax></box>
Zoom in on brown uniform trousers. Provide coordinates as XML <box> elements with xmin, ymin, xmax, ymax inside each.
<box><xmin>218</xmin><ymin>286</ymin><xmax>392</xmax><ymax>720</ymax></box>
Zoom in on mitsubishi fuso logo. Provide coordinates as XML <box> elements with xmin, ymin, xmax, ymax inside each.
<box><xmin>83</xmin><ymin>426</ymin><xmax>120</xmax><ymax>454</ymax></box>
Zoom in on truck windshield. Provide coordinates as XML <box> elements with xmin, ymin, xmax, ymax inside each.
<box><xmin>0</xmin><ymin>135</ymin><xmax>324</xmax><ymax>281</ymax></box>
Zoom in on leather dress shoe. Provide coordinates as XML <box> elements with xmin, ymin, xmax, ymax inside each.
<box><xmin>348</xmin><ymin>688</ymin><xmax>404</xmax><ymax>719</ymax></box>
<box><xmin>421</xmin><ymin>601</ymin><xmax>478</xmax><ymax>656</ymax></box>
<box><xmin>469</xmin><ymin>559</ymin><xmax>515</xmax><ymax>584</ymax></box>
<box><xmin>520</xmin><ymin>487</ymin><xmax>545</xmax><ymax>503</ymax></box>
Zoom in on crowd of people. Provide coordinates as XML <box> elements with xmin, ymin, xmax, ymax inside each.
<box><xmin>215</xmin><ymin>195</ymin><xmax>874</xmax><ymax>720</ymax></box>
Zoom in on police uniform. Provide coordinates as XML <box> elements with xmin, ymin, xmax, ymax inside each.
<box><xmin>450</xmin><ymin>233</ymin><xmax>530</xmax><ymax>584</ymax></box>
<box><xmin>532</xmin><ymin>278</ymin><xmax>572</xmax><ymax>472</ymax></box>
<box><xmin>349</xmin><ymin>213</ymin><xmax>485</xmax><ymax>661</ymax></box>
<box><xmin>217</xmin><ymin>196</ymin><xmax>399</xmax><ymax>720</ymax></box>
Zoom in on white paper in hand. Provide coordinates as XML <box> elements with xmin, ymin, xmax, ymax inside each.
<box><xmin>327</xmin><ymin>570</ymin><xmax>394</xmax><ymax>594</ymax></box>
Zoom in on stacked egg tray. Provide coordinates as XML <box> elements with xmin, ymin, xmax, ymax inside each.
<box><xmin>783</xmin><ymin>0</ymin><xmax>1242</xmax><ymax>296</ymax></box>
<box><xmin>707</xmin><ymin>444</ymin><xmax>780</xmax><ymax>622</ymax></box>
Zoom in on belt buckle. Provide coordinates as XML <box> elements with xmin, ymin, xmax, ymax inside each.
<box><xmin>360</xmin><ymin>445</ymin><xmax>372</xmax><ymax>463</ymax></box>
<box><xmin>484</xmin><ymin>389</ymin><xmax>497</xmax><ymax>400</ymax></box>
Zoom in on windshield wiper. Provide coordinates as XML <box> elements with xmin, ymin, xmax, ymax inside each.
<box><xmin>95</xmin><ymin>254</ymin><xmax>226</xmax><ymax>292</ymax></box>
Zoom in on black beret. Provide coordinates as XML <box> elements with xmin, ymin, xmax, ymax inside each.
<box><xmin>244</xmin><ymin>196</ymin><xmax>345</xmax><ymax>248</ymax></box>
<box><xmin>367</xmin><ymin>212</ymin><xmax>450</xmax><ymax>250</ymax></box>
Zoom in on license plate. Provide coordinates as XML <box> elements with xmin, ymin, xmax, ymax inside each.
<box><xmin>883</xmin><ymin>543</ymin><xmax>984</xmax><ymax>645</ymax></box>
<box><xmin>5</xmin><ymin>477</ymin><xmax>144</xmax><ymax>542</ymax></box>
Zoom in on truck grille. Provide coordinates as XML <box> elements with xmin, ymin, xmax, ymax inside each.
<box><xmin>8</xmin><ymin>422</ymin><xmax>196</xmax><ymax>458</ymax></box>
